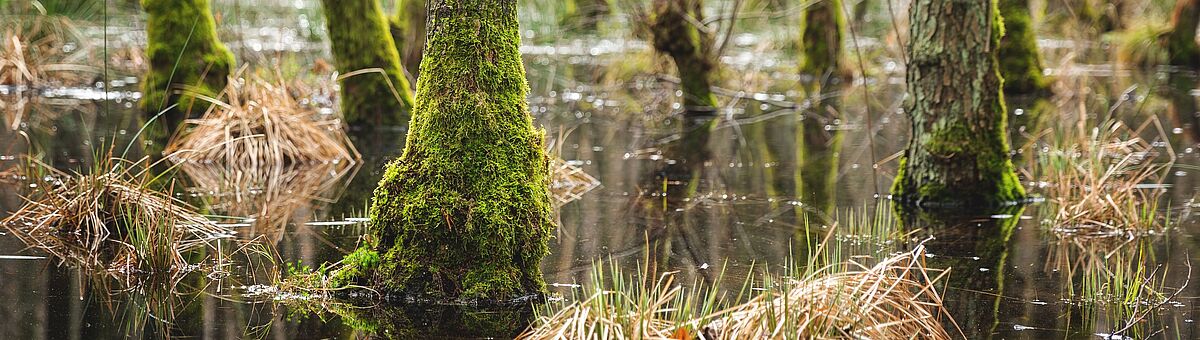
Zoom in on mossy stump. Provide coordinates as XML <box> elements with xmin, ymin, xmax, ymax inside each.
<box><xmin>321</xmin><ymin>0</ymin><xmax>415</xmax><ymax>127</ymax></box>
<box><xmin>998</xmin><ymin>0</ymin><xmax>1051</xmax><ymax>94</ymax></box>
<box><xmin>892</xmin><ymin>0</ymin><xmax>1026</xmax><ymax>208</ymax></box>
<box><xmin>332</xmin><ymin>0</ymin><xmax>556</xmax><ymax>303</ymax></box>
<box><xmin>140</xmin><ymin>0</ymin><xmax>234</xmax><ymax>134</ymax></box>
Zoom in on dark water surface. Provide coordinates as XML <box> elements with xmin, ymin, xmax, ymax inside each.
<box><xmin>3</xmin><ymin>0</ymin><xmax>1200</xmax><ymax>339</ymax></box>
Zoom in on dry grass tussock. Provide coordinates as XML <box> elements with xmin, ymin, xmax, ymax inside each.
<box><xmin>520</xmin><ymin>245</ymin><xmax>955</xmax><ymax>340</ymax></box>
<box><xmin>164</xmin><ymin>70</ymin><xmax>360</xmax><ymax>238</ymax></box>
<box><xmin>0</xmin><ymin>158</ymin><xmax>232</xmax><ymax>284</ymax></box>
<box><xmin>1035</xmin><ymin>117</ymin><xmax>1173</xmax><ymax>239</ymax></box>
<box><xmin>0</xmin><ymin>16</ymin><xmax>98</xmax><ymax>87</ymax></box>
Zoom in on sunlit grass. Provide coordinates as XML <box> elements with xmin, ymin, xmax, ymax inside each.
<box><xmin>1033</xmin><ymin>115</ymin><xmax>1174</xmax><ymax>238</ymax></box>
<box><xmin>521</xmin><ymin>206</ymin><xmax>954</xmax><ymax>339</ymax></box>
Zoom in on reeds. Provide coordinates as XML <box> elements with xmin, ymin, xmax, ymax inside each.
<box><xmin>1036</xmin><ymin>117</ymin><xmax>1173</xmax><ymax>239</ymax></box>
<box><xmin>520</xmin><ymin>245</ymin><xmax>954</xmax><ymax>340</ymax></box>
<box><xmin>0</xmin><ymin>157</ymin><xmax>232</xmax><ymax>284</ymax></box>
<box><xmin>164</xmin><ymin>70</ymin><xmax>360</xmax><ymax>238</ymax></box>
<box><xmin>704</xmin><ymin>246</ymin><xmax>952</xmax><ymax>339</ymax></box>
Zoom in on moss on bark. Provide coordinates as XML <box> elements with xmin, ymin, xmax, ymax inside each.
<box><xmin>320</xmin><ymin>0</ymin><xmax>415</xmax><ymax>127</ymax></box>
<box><xmin>1168</xmin><ymin>0</ymin><xmax>1200</xmax><ymax>67</ymax></box>
<box><xmin>333</xmin><ymin>0</ymin><xmax>555</xmax><ymax>302</ymax></box>
<box><xmin>998</xmin><ymin>0</ymin><xmax>1050</xmax><ymax>95</ymax></box>
<box><xmin>650</xmin><ymin>0</ymin><xmax>719</xmax><ymax>112</ymax></box>
<box><xmin>140</xmin><ymin>0</ymin><xmax>234</xmax><ymax>133</ymax></box>
<box><xmin>798</xmin><ymin>0</ymin><xmax>847</xmax><ymax>81</ymax></box>
<box><xmin>390</xmin><ymin>0</ymin><xmax>427</xmax><ymax>79</ymax></box>
<box><xmin>891</xmin><ymin>0</ymin><xmax>1026</xmax><ymax>208</ymax></box>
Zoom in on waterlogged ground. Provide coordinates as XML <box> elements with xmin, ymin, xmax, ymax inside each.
<box><xmin>3</xmin><ymin>0</ymin><xmax>1200</xmax><ymax>339</ymax></box>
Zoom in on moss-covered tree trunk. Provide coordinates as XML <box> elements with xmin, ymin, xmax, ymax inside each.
<box><xmin>140</xmin><ymin>0</ymin><xmax>234</xmax><ymax>133</ymax></box>
<box><xmin>390</xmin><ymin>0</ymin><xmax>427</xmax><ymax>79</ymax></box>
<box><xmin>1168</xmin><ymin>0</ymin><xmax>1200</xmax><ymax>67</ymax></box>
<box><xmin>321</xmin><ymin>0</ymin><xmax>416</xmax><ymax>127</ymax></box>
<box><xmin>334</xmin><ymin>0</ymin><xmax>555</xmax><ymax>302</ymax></box>
<box><xmin>651</xmin><ymin>0</ymin><xmax>719</xmax><ymax>113</ymax></box>
<box><xmin>998</xmin><ymin>0</ymin><xmax>1050</xmax><ymax>94</ymax></box>
<box><xmin>892</xmin><ymin>0</ymin><xmax>1026</xmax><ymax>207</ymax></box>
<box><xmin>798</xmin><ymin>0</ymin><xmax>846</xmax><ymax>81</ymax></box>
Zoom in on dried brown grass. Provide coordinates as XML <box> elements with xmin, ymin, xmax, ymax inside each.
<box><xmin>520</xmin><ymin>246</ymin><xmax>954</xmax><ymax>340</ymax></box>
<box><xmin>0</xmin><ymin>157</ymin><xmax>231</xmax><ymax>284</ymax></box>
<box><xmin>702</xmin><ymin>246</ymin><xmax>953</xmax><ymax>340</ymax></box>
<box><xmin>164</xmin><ymin>70</ymin><xmax>359</xmax><ymax>238</ymax></box>
<box><xmin>549</xmin><ymin>157</ymin><xmax>601</xmax><ymax>207</ymax></box>
<box><xmin>1038</xmin><ymin>118</ymin><xmax>1173</xmax><ymax>239</ymax></box>
<box><xmin>0</xmin><ymin>16</ymin><xmax>97</xmax><ymax>87</ymax></box>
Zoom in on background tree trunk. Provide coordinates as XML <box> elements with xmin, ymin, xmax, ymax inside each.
<box><xmin>998</xmin><ymin>0</ymin><xmax>1050</xmax><ymax>94</ymax></box>
<box><xmin>561</xmin><ymin>0</ymin><xmax>611</xmax><ymax>31</ymax></box>
<box><xmin>390</xmin><ymin>0</ymin><xmax>427</xmax><ymax>79</ymax></box>
<box><xmin>1169</xmin><ymin>0</ymin><xmax>1200</xmax><ymax>67</ymax></box>
<box><xmin>334</xmin><ymin>0</ymin><xmax>555</xmax><ymax>302</ymax></box>
<box><xmin>892</xmin><ymin>0</ymin><xmax>1025</xmax><ymax>207</ymax></box>
<box><xmin>651</xmin><ymin>0</ymin><xmax>719</xmax><ymax>112</ymax></box>
<box><xmin>140</xmin><ymin>0</ymin><xmax>234</xmax><ymax>134</ymax></box>
<box><xmin>320</xmin><ymin>0</ymin><xmax>415</xmax><ymax>127</ymax></box>
<box><xmin>798</xmin><ymin>0</ymin><xmax>846</xmax><ymax>82</ymax></box>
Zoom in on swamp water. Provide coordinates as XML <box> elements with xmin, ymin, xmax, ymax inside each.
<box><xmin>2</xmin><ymin>0</ymin><xmax>1200</xmax><ymax>338</ymax></box>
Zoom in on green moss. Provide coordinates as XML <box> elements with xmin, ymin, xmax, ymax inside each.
<box><xmin>998</xmin><ymin>0</ymin><xmax>1050</xmax><ymax>95</ymax></box>
<box><xmin>328</xmin><ymin>247</ymin><xmax>379</xmax><ymax>287</ymax></box>
<box><xmin>333</xmin><ymin>0</ymin><xmax>555</xmax><ymax>302</ymax></box>
<box><xmin>321</xmin><ymin>0</ymin><xmax>415</xmax><ymax>127</ymax></box>
<box><xmin>139</xmin><ymin>0</ymin><xmax>234</xmax><ymax>133</ymax></box>
<box><xmin>650</xmin><ymin>0</ymin><xmax>719</xmax><ymax>111</ymax></box>
<box><xmin>798</xmin><ymin>0</ymin><xmax>847</xmax><ymax>81</ymax></box>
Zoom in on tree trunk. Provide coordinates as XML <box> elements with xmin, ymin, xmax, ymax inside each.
<box><xmin>320</xmin><ymin>0</ymin><xmax>415</xmax><ymax>127</ymax></box>
<box><xmin>892</xmin><ymin>0</ymin><xmax>1025</xmax><ymax>207</ymax></box>
<box><xmin>1169</xmin><ymin>0</ymin><xmax>1200</xmax><ymax>67</ymax></box>
<box><xmin>390</xmin><ymin>0</ymin><xmax>427</xmax><ymax>79</ymax></box>
<box><xmin>140</xmin><ymin>0</ymin><xmax>234</xmax><ymax>133</ymax></box>
<box><xmin>998</xmin><ymin>0</ymin><xmax>1050</xmax><ymax>94</ymax></box>
<box><xmin>333</xmin><ymin>0</ymin><xmax>555</xmax><ymax>302</ymax></box>
<box><xmin>562</xmin><ymin>0</ymin><xmax>611</xmax><ymax>31</ymax></box>
<box><xmin>651</xmin><ymin>0</ymin><xmax>719</xmax><ymax>112</ymax></box>
<box><xmin>799</xmin><ymin>0</ymin><xmax>846</xmax><ymax>82</ymax></box>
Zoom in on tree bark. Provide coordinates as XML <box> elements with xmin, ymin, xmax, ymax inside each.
<box><xmin>998</xmin><ymin>0</ymin><xmax>1050</xmax><ymax>94</ymax></box>
<box><xmin>892</xmin><ymin>0</ymin><xmax>1025</xmax><ymax>207</ymax></box>
<box><xmin>651</xmin><ymin>0</ymin><xmax>719</xmax><ymax>112</ymax></box>
<box><xmin>799</xmin><ymin>0</ymin><xmax>846</xmax><ymax>82</ymax></box>
<box><xmin>140</xmin><ymin>0</ymin><xmax>234</xmax><ymax>133</ymax></box>
<box><xmin>1169</xmin><ymin>0</ymin><xmax>1200</xmax><ymax>67</ymax></box>
<box><xmin>320</xmin><ymin>0</ymin><xmax>416</xmax><ymax>127</ymax></box>
<box><xmin>333</xmin><ymin>0</ymin><xmax>555</xmax><ymax>302</ymax></box>
<box><xmin>390</xmin><ymin>0</ymin><xmax>427</xmax><ymax>79</ymax></box>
